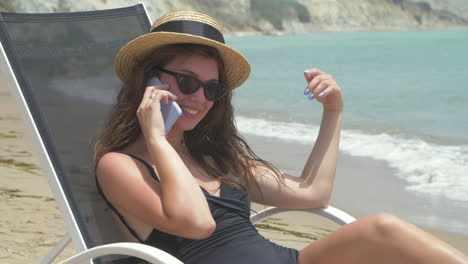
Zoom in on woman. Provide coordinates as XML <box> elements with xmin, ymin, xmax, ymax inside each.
<box><xmin>95</xmin><ymin>11</ymin><xmax>467</xmax><ymax>264</ymax></box>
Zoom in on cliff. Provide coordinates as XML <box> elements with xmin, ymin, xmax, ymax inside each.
<box><xmin>2</xmin><ymin>0</ymin><xmax>468</xmax><ymax>34</ymax></box>
<box><xmin>407</xmin><ymin>0</ymin><xmax>468</xmax><ymax>22</ymax></box>
<box><xmin>287</xmin><ymin>0</ymin><xmax>468</xmax><ymax>33</ymax></box>
<box><xmin>0</xmin><ymin>0</ymin><xmax>15</xmax><ymax>12</ymax></box>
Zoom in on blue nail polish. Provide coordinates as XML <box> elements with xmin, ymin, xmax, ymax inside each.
<box><xmin>319</xmin><ymin>92</ymin><xmax>325</xmax><ymax>97</ymax></box>
<box><xmin>304</xmin><ymin>70</ymin><xmax>311</xmax><ymax>74</ymax></box>
<box><xmin>304</xmin><ymin>88</ymin><xmax>310</xmax><ymax>95</ymax></box>
<box><xmin>308</xmin><ymin>93</ymin><xmax>315</xmax><ymax>100</ymax></box>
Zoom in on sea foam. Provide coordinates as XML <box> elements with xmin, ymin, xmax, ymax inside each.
<box><xmin>236</xmin><ymin>116</ymin><xmax>468</xmax><ymax>202</ymax></box>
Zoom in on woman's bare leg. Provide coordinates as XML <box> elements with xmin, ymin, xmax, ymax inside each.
<box><xmin>299</xmin><ymin>213</ymin><xmax>467</xmax><ymax>264</ymax></box>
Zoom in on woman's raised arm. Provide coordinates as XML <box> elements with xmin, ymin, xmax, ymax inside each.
<box><xmin>250</xmin><ymin>69</ymin><xmax>343</xmax><ymax>209</ymax></box>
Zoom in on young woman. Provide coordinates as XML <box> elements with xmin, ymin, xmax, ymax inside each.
<box><xmin>95</xmin><ymin>11</ymin><xmax>467</xmax><ymax>264</ymax></box>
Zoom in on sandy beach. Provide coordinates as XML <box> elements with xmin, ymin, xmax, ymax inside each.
<box><xmin>0</xmin><ymin>91</ymin><xmax>75</xmax><ymax>263</ymax></box>
<box><xmin>1</xmin><ymin>79</ymin><xmax>467</xmax><ymax>264</ymax></box>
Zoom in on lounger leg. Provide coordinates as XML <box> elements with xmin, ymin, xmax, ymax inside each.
<box><xmin>40</xmin><ymin>232</ymin><xmax>71</xmax><ymax>264</ymax></box>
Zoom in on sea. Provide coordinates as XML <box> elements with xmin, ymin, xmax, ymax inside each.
<box><xmin>226</xmin><ymin>30</ymin><xmax>468</xmax><ymax>235</ymax></box>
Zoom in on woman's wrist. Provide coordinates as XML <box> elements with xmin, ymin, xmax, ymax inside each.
<box><xmin>146</xmin><ymin>134</ymin><xmax>170</xmax><ymax>149</ymax></box>
<box><xmin>323</xmin><ymin>103</ymin><xmax>343</xmax><ymax>113</ymax></box>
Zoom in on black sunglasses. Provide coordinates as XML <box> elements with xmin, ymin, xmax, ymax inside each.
<box><xmin>156</xmin><ymin>67</ymin><xmax>228</xmax><ymax>101</ymax></box>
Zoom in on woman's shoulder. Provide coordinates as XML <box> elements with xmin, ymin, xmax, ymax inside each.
<box><xmin>96</xmin><ymin>152</ymin><xmax>142</xmax><ymax>180</ymax></box>
<box><xmin>97</xmin><ymin>151</ymin><xmax>158</xmax><ymax>182</ymax></box>
<box><xmin>98</xmin><ymin>151</ymin><xmax>132</xmax><ymax>168</ymax></box>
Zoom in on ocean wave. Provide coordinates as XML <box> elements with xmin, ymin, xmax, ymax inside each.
<box><xmin>236</xmin><ymin>116</ymin><xmax>468</xmax><ymax>202</ymax></box>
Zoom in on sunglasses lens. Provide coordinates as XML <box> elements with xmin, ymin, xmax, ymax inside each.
<box><xmin>177</xmin><ymin>74</ymin><xmax>200</xmax><ymax>94</ymax></box>
<box><xmin>205</xmin><ymin>81</ymin><xmax>227</xmax><ymax>101</ymax></box>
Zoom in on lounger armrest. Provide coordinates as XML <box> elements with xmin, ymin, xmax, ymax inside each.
<box><xmin>59</xmin><ymin>242</ymin><xmax>183</xmax><ymax>264</ymax></box>
<box><xmin>250</xmin><ymin>206</ymin><xmax>356</xmax><ymax>225</ymax></box>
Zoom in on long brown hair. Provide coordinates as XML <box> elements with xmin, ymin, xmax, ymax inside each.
<box><xmin>94</xmin><ymin>44</ymin><xmax>283</xmax><ymax>192</ymax></box>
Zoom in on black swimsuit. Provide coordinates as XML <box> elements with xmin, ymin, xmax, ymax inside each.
<box><xmin>96</xmin><ymin>152</ymin><xmax>299</xmax><ymax>264</ymax></box>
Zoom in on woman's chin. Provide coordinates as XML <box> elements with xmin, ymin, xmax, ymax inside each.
<box><xmin>173</xmin><ymin>120</ymin><xmax>198</xmax><ymax>133</ymax></box>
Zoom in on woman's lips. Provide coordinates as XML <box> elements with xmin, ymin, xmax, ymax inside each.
<box><xmin>181</xmin><ymin>106</ymin><xmax>201</xmax><ymax>118</ymax></box>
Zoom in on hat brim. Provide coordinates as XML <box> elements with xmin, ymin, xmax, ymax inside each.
<box><xmin>115</xmin><ymin>32</ymin><xmax>250</xmax><ymax>89</ymax></box>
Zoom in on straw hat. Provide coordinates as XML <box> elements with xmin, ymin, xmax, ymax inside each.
<box><xmin>115</xmin><ymin>11</ymin><xmax>250</xmax><ymax>89</ymax></box>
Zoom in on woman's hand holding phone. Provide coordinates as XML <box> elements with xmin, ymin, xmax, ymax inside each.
<box><xmin>137</xmin><ymin>77</ymin><xmax>181</xmax><ymax>141</ymax></box>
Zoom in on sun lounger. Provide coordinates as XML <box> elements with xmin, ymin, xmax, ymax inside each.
<box><xmin>0</xmin><ymin>4</ymin><xmax>355</xmax><ymax>264</ymax></box>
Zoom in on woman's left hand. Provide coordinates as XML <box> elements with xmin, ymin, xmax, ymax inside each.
<box><xmin>303</xmin><ymin>68</ymin><xmax>343</xmax><ymax>111</ymax></box>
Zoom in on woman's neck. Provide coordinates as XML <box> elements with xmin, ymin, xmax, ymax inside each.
<box><xmin>166</xmin><ymin>127</ymin><xmax>185</xmax><ymax>152</ymax></box>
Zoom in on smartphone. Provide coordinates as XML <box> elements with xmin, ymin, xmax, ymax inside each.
<box><xmin>147</xmin><ymin>77</ymin><xmax>182</xmax><ymax>134</ymax></box>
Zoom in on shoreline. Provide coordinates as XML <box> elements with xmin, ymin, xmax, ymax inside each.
<box><xmin>226</xmin><ymin>27</ymin><xmax>468</xmax><ymax>37</ymax></box>
<box><xmin>242</xmin><ymin>133</ymin><xmax>468</xmax><ymax>253</ymax></box>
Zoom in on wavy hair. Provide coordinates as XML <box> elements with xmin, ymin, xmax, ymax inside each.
<box><xmin>94</xmin><ymin>44</ymin><xmax>283</xmax><ymax>192</ymax></box>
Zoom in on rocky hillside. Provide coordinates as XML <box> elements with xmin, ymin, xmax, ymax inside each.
<box><xmin>289</xmin><ymin>0</ymin><xmax>468</xmax><ymax>32</ymax></box>
<box><xmin>0</xmin><ymin>0</ymin><xmax>15</xmax><ymax>12</ymax></box>
<box><xmin>2</xmin><ymin>0</ymin><xmax>468</xmax><ymax>34</ymax></box>
<box><xmin>408</xmin><ymin>0</ymin><xmax>468</xmax><ymax>22</ymax></box>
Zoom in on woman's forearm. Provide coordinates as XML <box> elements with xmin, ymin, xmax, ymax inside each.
<box><xmin>146</xmin><ymin>137</ymin><xmax>213</xmax><ymax>225</ymax></box>
<box><xmin>300</xmin><ymin>107</ymin><xmax>342</xmax><ymax>205</ymax></box>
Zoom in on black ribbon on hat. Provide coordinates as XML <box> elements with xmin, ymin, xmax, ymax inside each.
<box><xmin>151</xmin><ymin>20</ymin><xmax>225</xmax><ymax>44</ymax></box>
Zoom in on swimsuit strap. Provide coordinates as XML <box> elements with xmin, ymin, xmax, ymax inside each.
<box><xmin>95</xmin><ymin>151</ymin><xmax>160</xmax><ymax>242</ymax></box>
<box><xmin>114</xmin><ymin>151</ymin><xmax>160</xmax><ymax>182</ymax></box>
